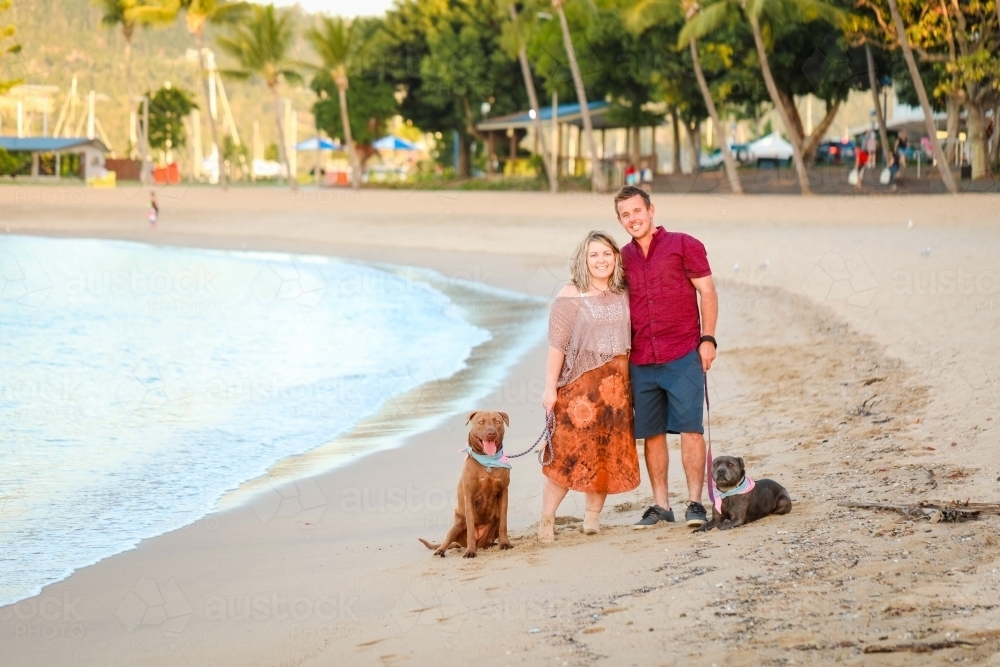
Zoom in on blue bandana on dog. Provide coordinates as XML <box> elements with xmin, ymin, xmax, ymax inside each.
<box><xmin>713</xmin><ymin>475</ymin><xmax>756</xmax><ymax>514</ymax></box>
<box><xmin>463</xmin><ymin>446</ymin><xmax>511</xmax><ymax>471</ymax></box>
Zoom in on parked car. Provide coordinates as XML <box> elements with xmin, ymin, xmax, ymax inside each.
<box><xmin>815</xmin><ymin>140</ymin><xmax>856</xmax><ymax>166</ymax></box>
<box><xmin>699</xmin><ymin>148</ymin><xmax>724</xmax><ymax>171</ymax></box>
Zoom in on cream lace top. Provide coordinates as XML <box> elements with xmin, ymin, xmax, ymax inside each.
<box><xmin>548</xmin><ymin>291</ymin><xmax>631</xmax><ymax>387</ymax></box>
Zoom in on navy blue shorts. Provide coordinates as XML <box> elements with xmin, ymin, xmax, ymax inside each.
<box><xmin>629</xmin><ymin>349</ymin><xmax>705</xmax><ymax>438</ymax></box>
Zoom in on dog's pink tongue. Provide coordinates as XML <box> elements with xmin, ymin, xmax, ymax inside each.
<box><xmin>483</xmin><ymin>440</ymin><xmax>498</xmax><ymax>456</ymax></box>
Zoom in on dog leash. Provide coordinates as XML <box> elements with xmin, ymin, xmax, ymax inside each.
<box><xmin>705</xmin><ymin>373</ymin><xmax>716</xmax><ymax>511</ymax></box>
<box><xmin>504</xmin><ymin>411</ymin><xmax>555</xmax><ymax>466</ymax></box>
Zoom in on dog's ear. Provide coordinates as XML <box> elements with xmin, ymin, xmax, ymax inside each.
<box><xmin>737</xmin><ymin>457</ymin><xmax>745</xmax><ymax>474</ymax></box>
<box><xmin>498</xmin><ymin>412</ymin><xmax>509</xmax><ymax>426</ymax></box>
<box><xmin>466</xmin><ymin>411</ymin><xmax>478</xmax><ymax>424</ymax></box>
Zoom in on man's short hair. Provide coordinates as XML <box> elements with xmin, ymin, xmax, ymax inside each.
<box><xmin>614</xmin><ymin>185</ymin><xmax>651</xmax><ymax>217</ymax></box>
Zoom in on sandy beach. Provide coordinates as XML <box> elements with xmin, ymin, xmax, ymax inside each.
<box><xmin>2</xmin><ymin>185</ymin><xmax>999</xmax><ymax>665</ymax></box>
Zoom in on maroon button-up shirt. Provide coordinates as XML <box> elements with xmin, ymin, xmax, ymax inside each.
<box><xmin>621</xmin><ymin>226</ymin><xmax>712</xmax><ymax>365</ymax></box>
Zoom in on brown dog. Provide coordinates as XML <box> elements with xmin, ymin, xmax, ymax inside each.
<box><xmin>419</xmin><ymin>411</ymin><xmax>513</xmax><ymax>558</ymax></box>
<box><xmin>696</xmin><ymin>456</ymin><xmax>792</xmax><ymax>532</ymax></box>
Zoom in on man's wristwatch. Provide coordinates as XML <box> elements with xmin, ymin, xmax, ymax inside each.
<box><xmin>700</xmin><ymin>335</ymin><xmax>717</xmax><ymax>349</ymax></box>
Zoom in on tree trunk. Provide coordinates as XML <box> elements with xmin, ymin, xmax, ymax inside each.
<box><xmin>801</xmin><ymin>99</ymin><xmax>841</xmax><ymax>164</ymax></box>
<box><xmin>124</xmin><ymin>27</ymin><xmax>134</xmax><ymax>158</ymax></box>
<box><xmin>886</xmin><ymin>0</ymin><xmax>958</xmax><ymax>193</ymax></box>
<box><xmin>945</xmin><ymin>95</ymin><xmax>960</xmax><ymax>166</ymax></box>
<box><xmin>689</xmin><ymin>39</ymin><xmax>742</xmax><ymax>193</ymax></box>
<box><xmin>685</xmin><ymin>120</ymin><xmax>701</xmax><ymax>173</ymax></box>
<box><xmin>670</xmin><ymin>106</ymin><xmax>681</xmax><ymax>174</ymax></box>
<box><xmin>991</xmin><ymin>103</ymin><xmax>1000</xmax><ymax>170</ymax></box>
<box><xmin>966</xmin><ymin>99</ymin><xmax>987</xmax><ymax>179</ymax></box>
<box><xmin>457</xmin><ymin>132</ymin><xmax>471</xmax><ymax>178</ymax></box>
<box><xmin>746</xmin><ymin>11</ymin><xmax>811</xmax><ymax>194</ymax></box>
<box><xmin>336</xmin><ymin>77</ymin><xmax>361</xmax><ymax>190</ymax></box>
<box><xmin>865</xmin><ymin>44</ymin><xmax>891</xmax><ymax>166</ymax></box>
<box><xmin>631</xmin><ymin>126</ymin><xmax>641</xmax><ymax>166</ymax></box>
<box><xmin>555</xmin><ymin>2</ymin><xmax>606</xmax><ymax>192</ymax></box>
<box><xmin>510</xmin><ymin>3</ymin><xmax>556</xmax><ymax>192</ymax></box>
<box><xmin>195</xmin><ymin>31</ymin><xmax>227</xmax><ymax>189</ymax></box>
<box><xmin>272</xmin><ymin>86</ymin><xmax>293</xmax><ymax>190</ymax></box>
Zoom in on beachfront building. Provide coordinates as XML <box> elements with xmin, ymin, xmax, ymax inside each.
<box><xmin>0</xmin><ymin>136</ymin><xmax>110</xmax><ymax>180</ymax></box>
<box><xmin>476</xmin><ymin>101</ymin><xmax>675</xmax><ymax>185</ymax></box>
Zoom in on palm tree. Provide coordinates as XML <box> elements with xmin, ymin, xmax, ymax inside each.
<box><xmin>0</xmin><ymin>0</ymin><xmax>22</xmax><ymax>96</ymax></box>
<box><xmin>506</xmin><ymin>2</ymin><xmax>557</xmax><ymax>191</ymax></box>
<box><xmin>95</xmin><ymin>0</ymin><xmax>142</xmax><ymax>156</ymax></box>
<box><xmin>306</xmin><ymin>16</ymin><xmax>361</xmax><ymax>190</ymax></box>
<box><xmin>885</xmin><ymin>0</ymin><xmax>957</xmax><ymax>193</ymax></box>
<box><xmin>216</xmin><ymin>4</ymin><xmax>302</xmax><ymax>190</ymax></box>
<box><xmin>552</xmin><ymin>0</ymin><xmax>607</xmax><ymax>192</ymax></box>
<box><xmin>129</xmin><ymin>0</ymin><xmax>247</xmax><ymax>189</ymax></box>
<box><xmin>633</xmin><ymin>0</ymin><xmax>743</xmax><ymax>194</ymax></box>
<box><xmin>863</xmin><ymin>43</ymin><xmax>891</xmax><ymax>166</ymax></box>
<box><xmin>684</xmin><ymin>0</ymin><xmax>843</xmax><ymax>195</ymax></box>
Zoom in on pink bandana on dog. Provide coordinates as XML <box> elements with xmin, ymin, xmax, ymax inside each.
<box><xmin>713</xmin><ymin>476</ymin><xmax>755</xmax><ymax>514</ymax></box>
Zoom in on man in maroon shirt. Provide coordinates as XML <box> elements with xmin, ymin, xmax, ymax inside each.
<box><xmin>615</xmin><ymin>186</ymin><xmax>718</xmax><ymax>528</ymax></box>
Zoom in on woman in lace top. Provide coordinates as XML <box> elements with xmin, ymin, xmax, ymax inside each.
<box><xmin>538</xmin><ymin>231</ymin><xmax>639</xmax><ymax>543</ymax></box>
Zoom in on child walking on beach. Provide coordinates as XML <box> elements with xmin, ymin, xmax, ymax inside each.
<box><xmin>149</xmin><ymin>191</ymin><xmax>159</xmax><ymax>225</ymax></box>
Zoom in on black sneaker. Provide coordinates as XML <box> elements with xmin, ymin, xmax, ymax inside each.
<box><xmin>633</xmin><ymin>505</ymin><xmax>674</xmax><ymax>529</ymax></box>
<box><xmin>685</xmin><ymin>501</ymin><xmax>708</xmax><ymax>527</ymax></box>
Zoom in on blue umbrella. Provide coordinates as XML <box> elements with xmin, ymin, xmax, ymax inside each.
<box><xmin>372</xmin><ymin>135</ymin><xmax>417</xmax><ymax>151</ymax></box>
<box><xmin>295</xmin><ymin>137</ymin><xmax>340</xmax><ymax>151</ymax></box>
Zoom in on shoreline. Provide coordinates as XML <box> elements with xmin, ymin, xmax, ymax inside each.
<box><xmin>0</xmin><ymin>233</ymin><xmax>549</xmax><ymax>608</ymax></box>
<box><xmin>3</xmin><ymin>189</ymin><xmax>999</xmax><ymax>665</ymax></box>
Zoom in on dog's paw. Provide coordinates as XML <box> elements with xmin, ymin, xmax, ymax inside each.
<box><xmin>463</xmin><ymin>550</ymin><xmax>476</xmax><ymax>559</ymax></box>
<box><xmin>694</xmin><ymin>524</ymin><xmax>711</xmax><ymax>533</ymax></box>
<box><xmin>434</xmin><ymin>550</ymin><xmax>446</xmax><ymax>557</ymax></box>
<box><xmin>499</xmin><ymin>542</ymin><xmax>513</xmax><ymax>550</ymax></box>
<box><xmin>718</xmin><ymin>523</ymin><xmax>732</xmax><ymax>531</ymax></box>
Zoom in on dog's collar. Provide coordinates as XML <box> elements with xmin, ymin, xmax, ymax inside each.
<box><xmin>463</xmin><ymin>446</ymin><xmax>511</xmax><ymax>472</ymax></box>
<box><xmin>713</xmin><ymin>475</ymin><xmax>755</xmax><ymax>513</ymax></box>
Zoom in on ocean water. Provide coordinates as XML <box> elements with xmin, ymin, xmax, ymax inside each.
<box><xmin>0</xmin><ymin>236</ymin><xmax>534</xmax><ymax>607</ymax></box>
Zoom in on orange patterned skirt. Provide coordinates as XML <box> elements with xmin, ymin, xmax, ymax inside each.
<box><xmin>543</xmin><ymin>355</ymin><xmax>639</xmax><ymax>494</ymax></box>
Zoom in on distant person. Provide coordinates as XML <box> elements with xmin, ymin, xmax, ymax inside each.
<box><xmin>640</xmin><ymin>161</ymin><xmax>654</xmax><ymax>191</ymax></box>
<box><xmin>615</xmin><ymin>185</ymin><xmax>718</xmax><ymax>529</ymax></box>
<box><xmin>854</xmin><ymin>139</ymin><xmax>868</xmax><ymax>189</ymax></box>
<box><xmin>149</xmin><ymin>191</ymin><xmax>159</xmax><ymax>225</ymax></box>
<box><xmin>889</xmin><ymin>131</ymin><xmax>907</xmax><ymax>192</ymax></box>
<box><xmin>539</xmin><ymin>231</ymin><xmax>638</xmax><ymax>542</ymax></box>
<box><xmin>624</xmin><ymin>163</ymin><xmax>638</xmax><ymax>186</ymax></box>
<box><xmin>865</xmin><ymin>129</ymin><xmax>878</xmax><ymax>164</ymax></box>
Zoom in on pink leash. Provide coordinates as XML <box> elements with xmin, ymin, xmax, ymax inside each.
<box><xmin>704</xmin><ymin>374</ymin><xmax>716</xmax><ymax>511</ymax></box>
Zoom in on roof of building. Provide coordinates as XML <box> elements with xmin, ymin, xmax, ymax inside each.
<box><xmin>0</xmin><ymin>137</ymin><xmax>109</xmax><ymax>153</ymax></box>
<box><xmin>476</xmin><ymin>101</ymin><xmax>649</xmax><ymax>132</ymax></box>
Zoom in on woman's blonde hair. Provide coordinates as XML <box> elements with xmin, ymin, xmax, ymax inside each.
<box><xmin>569</xmin><ymin>230</ymin><xmax>626</xmax><ymax>294</ymax></box>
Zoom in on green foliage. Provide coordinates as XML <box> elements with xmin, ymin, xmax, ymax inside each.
<box><xmin>0</xmin><ymin>146</ymin><xmax>31</xmax><ymax>175</ymax></box>
<box><xmin>264</xmin><ymin>142</ymin><xmax>278</xmax><ymax>161</ymax></box>
<box><xmin>0</xmin><ymin>0</ymin><xmax>22</xmax><ymax>95</ymax></box>
<box><xmin>381</xmin><ymin>0</ymin><xmax>527</xmax><ymax>140</ymax></box>
<box><xmin>129</xmin><ymin>0</ymin><xmax>249</xmax><ymax>36</ymax></box>
<box><xmin>222</xmin><ymin>134</ymin><xmax>246</xmax><ymax>162</ymax></box>
<box><xmin>311</xmin><ymin>70</ymin><xmax>396</xmax><ymax>146</ymax></box>
<box><xmin>216</xmin><ymin>3</ymin><xmax>301</xmax><ymax>89</ymax></box>
<box><xmin>142</xmin><ymin>84</ymin><xmax>197</xmax><ymax>150</ymax></box>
